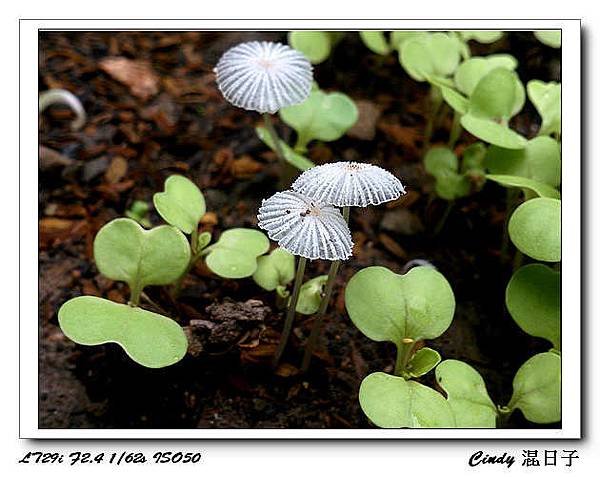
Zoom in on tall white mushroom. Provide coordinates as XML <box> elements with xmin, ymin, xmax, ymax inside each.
<box><xmin>291</xmin><ymin>161</ymin><xmax>406</xmax><ymax>371</ymax></box>
<box><xmin>257</xmin><ymin>190</ymin><xmax>353</xmax><ymax>366</ymax></box>
<box><xmin>214</xmin><ymin>41</ymin><xmax>313</xmax><ymax>167</ymax></box>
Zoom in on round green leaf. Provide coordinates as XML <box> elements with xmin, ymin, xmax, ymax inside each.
<box><xmin>435</xmin><ymin>359</ymin><xmax>497</xmax><ymax>428</ymax></box>
<box><xmin>486</xmin><ymin>136</ymin><xmax>561</xmax><ymax>188</ymax></box>
<box><xmin>359</xmin><ymin>372</ymin><xmax>455</xmax><ymax>428</ymax></box>
<box><xmin>424</xmin><ymin>147</ymin><xmax>458</xmax><ymax>176</ymax></box>
<box><xmin>461</xmin><ymin>142</ymin><xmax>487</xmax><ymax>173</ymax></box>
<box><xmin>469</xmin><ymin>68</ymin><xmax>519</xmax><ymax>120</ymax></box>
<box><xmin>459</xmin><ymin>31</ymin><xmax>504</xmax><ymax>44</ymax></box>
<box><xmin>506</xmin><ymin>264</ymin><xmax>560</xmax><ymax>350</ymax></box>
<box><xmin>359</xmin><ymin>31</ymin><xmax>391</xmax><ymax>55</ymax></box>
<box><xmin>454</xmin><ymin>55</ymin><xmax>517</xmax><ymax>97</ymax></box>
<box><xmin>534</xmin><ymin>31</ymin><xmax>561</xmax><ymax>48</ymax></box>
<box><xmin>288</xmin><ymin>31</ymin><xmax>331</xmax><ymax>64</ymax></box>
<box><xmin>94</xmin><ymin>218</ymin><xmax>191</xmax><ymax>290</ymax></box>
<box><xmin>153</xmin><ymin>175</ymin><xmax>206</xmax><ymax>234</ymax></box>
<box><xmin>255</xmin><ymin>126</ymin><xmax>315</xmax><ymax>171</ymax></box>
<box><xmin>345</xmin><ymin>266</ymin><xmax>455</xmax><ymax>344</ymax></box>
<box><xmin>205</xmin><ymin>228</ymin><xmax>270</xmax><ymax>279</ymax></box>
<box><xmin>390</xmin><ymin>31</ymin><xmax>426</xmax><ymax>50</ymax></box>
<box><xmin>400</xmin><ymin>33</ymin><xmax>462</xmax><ymax>82</ymax></box>
<box><xmin>461</xmin><ymin>114</ymin><xmax>528</xmax><ymax>149</ymax></box>
<box><xmin>527</xmin><ymin>80</ymin><xmax>561</xmax><ymax>136</ymax></box>
<box><xmin>508</xmin><ymin>352</ymin><xmax>561</xmax><ymax>423</ymax></box>
<box><xmin>296</xmin><ymin>275</ymin><xmax>328</xmax><ymax>315</ymax></box>
<box><xmin>58</xmin><ymin>296</ymin><xmax>188</xmax><ymax>368</ymax></box>
<box><xmin>486</xmin><ymin>174</ymin><xmax>560</xmax><ymax>199</ymax></box>
<box><xmin>406</xmin><ymin>347</ymin><xmax>441</xmax><ymax>378</ymax></box>
<box><xmin>508</xmin><ymin>198</ymin><xmax>561</xmax><ymax>262</ymax></box>
<box><xmin>280</xmin><ymin>89</ymin><xmax>358</xmax><ymax>151</ymax></box>
<box><xmin>252</xmin><ymin>248</ymin><xmax>295</xmax><ymax>291</ymax></box>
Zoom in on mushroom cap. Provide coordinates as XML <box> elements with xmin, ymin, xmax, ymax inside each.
<box><xmin>292</xmin><ymin>161</ymin><xmax>406</xmax><ymax>207</ymax></box>
<box><xmin>214</xmin><ymin>41</ymin><xmax>313</xmax><ymax>114</ymax></box>
<box><xmin>257</xmin><ymin>190</ymin><xmax>353</xmax><ymax>261</ymax></box>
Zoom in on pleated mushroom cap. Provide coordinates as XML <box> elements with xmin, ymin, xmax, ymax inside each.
<box><xmin>214</xmin><ymin>41</ymin><xmax>313</xmax><ymax>114</ymax></box>
<box><xmin>292</xmin><ymin>161</ymin><xmax>406</xmax><ymax>207</ymax></box>
<box><xmin>257</xmin><ymin>190</ymin><xmax>354</xmax><ymax>261</ymax></box>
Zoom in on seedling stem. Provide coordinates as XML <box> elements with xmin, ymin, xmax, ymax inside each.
<box><xmin>394</xmin><ymin>339</ymin><xmax>417</xmax><ymax>377</ymax></box>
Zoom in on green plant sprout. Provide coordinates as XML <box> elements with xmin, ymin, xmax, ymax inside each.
<box><xmin>291</xmin><ymin>162</ymin><xmax>406</xmax><ymax>371</ymax></box>
<box><xmin>152</xmin><ymin>175</ymin><xmax>270</xmax><ymax>290</ymax></box>
<box><xmin>534</xmin><ymin>30</ymin><xmax>561</xmax><ymax>48</ymax></box>
<box><xmin>359</xmin><ymin>31</ymin><xmax>392</xmax><ymax>55</ymax></box>
<box><xmin>257</xmin><ymin>190</ymin><xmax>353</xmax><ymax>367</ymax></box>
<box><xmin>288</xmin><ymin>31</ymin><xmax>344</xmax><ymax>64</ymax></box>
<box><xmin>279</xmin><ymin>84</ymin><xmax>359</xmax><ymax>154</ymax></box>
<box><xmin>58</xmin><ymin>217</ymin><xmax>191</xmax><ymax>368</ymax></box>
<box><xmin>125</xmin><ymin>200</ymin><xmax>152</xmax><ymax>228</ymax></box>
<box><xmin>527</xmin><ymin>80</ymin><xmax>561</xmax><ymax>138</ymax></box>
<box><xmin>214</xmin><ymin>41</ymin><xmax>313</xmax><ymax>175</ymax></box>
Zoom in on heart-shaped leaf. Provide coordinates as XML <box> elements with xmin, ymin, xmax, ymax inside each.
<box><xmin>469</xmin><ymin>67</ymin><xmax>522</xmax><ymax>120</ymax></box>
<box><xmin>288</xmin><ymin>31</ymin><xmax>331</xmax><ymax>64</ymax></box>
<box><xmin>458</xmin><ymin>31</ymin><xmax>504</xmax><ymax>44</ymax></box>
<box><xmin>359</xmin><ymin>372</ymin><xmax>455</xmax><ymax>428</ymax></box>
<box><xmin>345</xmin><ymin>266</ymin><xmax>455</xmax><ymax>345</ymax></box>
<box><xmin>534</xmin><ymin>31</ymin><xmax>561</xmax><ymax>48</ymax></box>
<box><xmin>506</xmin><ymin>264</ymin><xmax>560</xmax><ymax>350</ymax></box>
<box><xmin>454</xmin><ymin>55</ymin><xmax>518</xmax><ymax>97</ymax></box>
<box><xmin>256</xmin><ymin>126</ymin><xmax>315</xmax><ymax>171</ymax></box>
<box><xmin>406</xmin><ymin>347</ymin><xmax>441</xmax><ymax>378</ymax></box>
<box><xmin>508</xmin><ymin>198</ymin><xmax>561</xmax><ymax>262</ymax></box>
<box><xmin>485</xmin><ymin>136</ymin><xmax>561</xmax><ymax>188</ymax></box>
<box><xmin>296</xmin><ymin>275</ymin><xmax>328</xmax><ymax>315</ymax></box>
<box><xmin>94</xmin><ymin>218</ymin><xmax>191</xmax><ymax>291</ymax></box>
<box><xmin>399</xmin><ymin>33</ymin><xmax>462</xmax><ymax>82</ymax></box>
<box><xmin>58</xmin><ymin>296</ymin><xmax>188</xmax><ymax>368</ymax></box>
<box><xmin>153</xmin><ymin>175</ymin><xmax>206</xmax><ymax>234</ymax></box>
<box><xmin>527</xmin><ymin>80</ymin><xmax>561</xmax><ymax>136</ymax></box>
<box><xmin>252</xmin><ymin>247</ymin><xmax>295</xmax><ymax>291</ymax></box>
<box><xmin>280</xmin><ymin>88</ymin><xmax>358</xmax><ymax>152</ymax></box>
<box><xmin>435</xmin><ymin>359</ymin><xmax>497</xmax><ymax>428</ymax></box>
<box><xmin>486</xmin><ymin>174</ymin><xmax>560</xmax><ymax>199</ymax></box>
<box><xmin>359</xmin><ymin>31</ymin><xmax>391</xmax><ymax>55</ymax></box>
<box><xmin>205</xmin><ymin>228</ymin><xmax>270</xmax><ymax>279</ymax></box>
<box><xmin>508</xmin><ymin>352</ymin><xmax>561</xmax><ymax>424</ymax></box>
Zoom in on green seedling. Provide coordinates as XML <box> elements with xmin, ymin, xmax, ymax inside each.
<box><xmin>405</xmin><ymin>347</ymin><xmax>441</xmax><ymax>378</ymax></box>
<box><xmin>288</xmin><ymin>31</ymin><xmax>344</xmax><ymax>64</ymax></box>
<box><xmin>125</xmin><ymin>200</ymin><xmax>152</xmax><ymax>228</ymax></box>
<box><xmin>435</xmin><ymin>359</ymin><xmax>498</xmax><ymax>427</ymax></box>
<box><xmin>296</xmin><ymin>275</ymin><xmax>329</xmax><ymax>315</ymax></box>
<box><xmin>204</xmin><ymin>229</ymin><xmax>270</xmax><ymax>279</ymax></box>
<box><xmin>506</xmin><ymin>264</ymin><xmax>560</xmax><ymax>350</ymax></box>
<box><xmin>359</xmin><ymin>31</ymin><xmax>391</xmax><ymax>55</ymax></box>
<box><xmin>534</xmin><ymin>30</ymin><xmax>561</xmax><ymax>48</ymax></box>
<box><xmin>253</xmin><ymin>247</ymin><xmax>295</xmax><ymax>298</ymax></box>
<box><xmin>153</xmin><ymin>175</ymin><xmax>270</xmax><ymax>287</ymax></box>
<box><xmin>508</xmin><ymin>197</ymin><xmax>561</xmax><ymax>262</ymax></box>
<box><xmin>527</xmin><ymin>80</ymin><xmax>561</xmax><ymax>137</ymax></box>
<box><xmin>444</xmin><ymin>67</ymin><xmax>527</xmax><ymax>149</ymax></box>
<box><xmin>424</xmin><ymin>144</ymin><xmax>486</xmax><ymax>201</ymax></box>
<box><xmin>345</xmin><ymin>266</ymin><xmax>455</xmax><ymax>378</ymax></box>
<box><xmin>359</xmin><ymin>372</ymin><xmax>456</xmax><ymax>428</ymax></box>
<box><xmin>454</xmin><ymin>55</ymin><xmax>518</xmax><ymax>98</ymax></box>
<box><xmin>279</xmin><ymin>85</ymin><xmax>359</xmax><ymax>154</ymax></box>
<box><xmin>505</xmin><ymin>352</ymin><xmax>561</xmax><ymax>424</ymax></box>
<box><xmin>58</xmin><ymin>217</ymin><xmax>191</xmax><ymax>368</ymax></box>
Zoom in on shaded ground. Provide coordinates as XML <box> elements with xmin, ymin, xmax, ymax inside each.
<box><xmin>38</xmin><ymin>31</ymin><xmax>561</xmax><ymax>429</ymax></box>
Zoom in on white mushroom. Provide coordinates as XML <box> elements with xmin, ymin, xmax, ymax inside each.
<box><xmin>292</xmin><ymin>161</ymin><xmax>406</xmax><ymax>208</ymax></box>
<box><xmin>257</xmin><ymin>190</ymin><xmax>353</xmax><ymax>261</ymax></box>
<box><xmin>214</xmin><ymin>41</ymin><xmax>313</xmax><ymax>114</ymax></box>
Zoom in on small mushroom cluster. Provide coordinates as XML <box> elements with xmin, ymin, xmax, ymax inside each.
<box><xmin>215</xmin><ymin>41</ymin><xmax>407</xmax><ymax>369</ymax></box>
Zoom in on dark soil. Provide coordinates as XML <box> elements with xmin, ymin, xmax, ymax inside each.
<box><xmin>38</xmin><ymin>31</ymin><xmax>561</xmax><ymax>429</ymax></box>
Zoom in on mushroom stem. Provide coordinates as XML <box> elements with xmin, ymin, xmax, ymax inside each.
<box><xmin>273</xmin><ymin>256</ymin><xmax>307</xmax><ymax>368</ymax></box>
<box><xmin>263</xmin><ymin>113</ymin><xmax>287</xmax><ymax>165</ymax></box>
<box><xmin>300</xmin><ymin>206</ymin><xmax>350</xmax><ymax>372</ymax></box>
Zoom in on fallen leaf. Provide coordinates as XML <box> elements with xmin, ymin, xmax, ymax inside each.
<box><xmin>99</xmin><ymin>56</ymin><xmax>159</xmax><ymax>101</ymax></box>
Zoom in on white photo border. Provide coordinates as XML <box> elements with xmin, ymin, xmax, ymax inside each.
<box><xmin>21</xmin><ymin>18</ymin><xmax>581</xmax><ymax>439</ymax></box>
